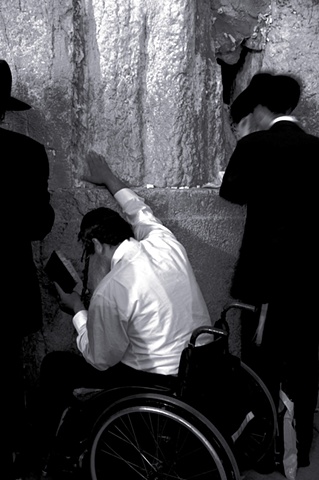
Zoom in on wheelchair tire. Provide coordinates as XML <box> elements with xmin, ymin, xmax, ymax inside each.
<box><xmin>231</xmin><ymin>361</ymin><xmax>277</xmax><ymax>470</ymax></box>
<box><xmin>88</xmin><ymin>392</ymin><xmax>240</xmax><ymax>480</ymax></box>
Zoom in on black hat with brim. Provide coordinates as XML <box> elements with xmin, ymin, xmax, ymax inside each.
<box><xmin>0</xmin><ymin>59</ymin><xmax>31</xmax><ymax>111</ymax></box>
<box><xmin>230</xmin><ymin>72</ymin><xmax>300</xmax><ymax>124</ymax></box>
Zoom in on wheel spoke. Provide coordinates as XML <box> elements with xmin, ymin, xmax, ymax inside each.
<box><xmin>89</xmin><ymin>394</ymin><xmax>240</xmax><ymax>480</ymax></box>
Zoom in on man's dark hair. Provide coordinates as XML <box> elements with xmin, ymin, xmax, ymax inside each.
<box><xmin>78</xmin><ymin>207</ymin><xmax>133</xmax><ymax>258</ymax></box>
<box><xmin>78</xmin><ymin>207</ymin><xmax>134</xmax><ymax>298</ymax></box>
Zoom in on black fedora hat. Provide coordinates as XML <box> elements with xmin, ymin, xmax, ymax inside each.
<box><xmin>0</xmin><ymin>59</ymin><xmax>31</xmax><ymax>111</ymax></box>
<box><xmin>230</xmin><ymin>72</ymin><xmax>301</xmax><ymax>124</ymax></box>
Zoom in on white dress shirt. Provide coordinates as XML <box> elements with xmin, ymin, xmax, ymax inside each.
<box><xmin>73</xmin><ymin>188</ymin><xmax>211</xmax><ymax>375</ymax></box>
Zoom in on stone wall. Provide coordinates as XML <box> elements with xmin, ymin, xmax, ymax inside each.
<box><xmin>214</xmin><ymin>0</ymin><xmax>319</xmax><ymax>138</ymax></box>
<box><xmin>1</xmin><ymin>0</ymin><xmax>318</xmax><ymax>384</ymax></box>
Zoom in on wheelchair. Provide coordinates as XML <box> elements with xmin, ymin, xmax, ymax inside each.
<box><xmin>42</xmin><ymin>302</ymin><xmax>277</xmax><ymax>480</ymax></box>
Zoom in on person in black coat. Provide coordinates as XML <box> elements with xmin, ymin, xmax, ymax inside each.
<box><xmin>1</xmin><ymin>59</ymin><xmax>55</xmax><ymax>478</ymax></box>
<box><xmin>219</xmin><ymin>72</ymin><xmax>319</xmax><ymax>470</ymax></box>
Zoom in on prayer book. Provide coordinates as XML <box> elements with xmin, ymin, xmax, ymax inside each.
<box><xmin>45</xmin><ymin>250</ymin><xmax>82</xmax><ymax>293</ymax></box>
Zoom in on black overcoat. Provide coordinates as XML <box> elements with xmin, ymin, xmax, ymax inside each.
<box><xmin>220</xmin><ymin>120</ymin><xmax>319</xmax><ymax>305</ymax></box>
<box><xmin>2</xmin><ymin>126</ymin><xmax>55</xmax><ymax>337</ymax></box>
<box><xmin>220</xmin><ymin>120</ymin><xmax>319</xmax><ymax>461</ymax></box>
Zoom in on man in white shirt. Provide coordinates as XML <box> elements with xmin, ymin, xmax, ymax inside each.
<box><xmin>38</xmin><ymin>151</ymin><xmax>211</xmax><ymax>456</ymax></box>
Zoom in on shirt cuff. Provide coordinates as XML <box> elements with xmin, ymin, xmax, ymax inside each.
<box><xmin>114</xmin><ymin>188</ymin><xmax>140</xmax><ymax>207</ymax></box>
<box><xmin>73</xmin><ymin>310</ymin><xmax>88</xmax><ymax>333</ymax></box>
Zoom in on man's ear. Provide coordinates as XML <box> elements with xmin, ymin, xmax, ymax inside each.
<box><xmin>237</xmin><ymin>114</ymin><xmax>253</xmax><ymax>139</ymax></box>
<box><xmin>253</xmin><ymin>105</ymin><xmax>273</xmax><ymax>130</ymax></box>
<box><xmin>92</xmin><ymin>237</ymin><xmax>103</xmax><ymax>254</ymax></box>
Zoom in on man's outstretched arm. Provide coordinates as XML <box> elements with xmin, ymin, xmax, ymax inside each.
<box><xmin>83</xmin><ymin>151</ymin><xmax>175</xmax><ymax>242</ymax></box>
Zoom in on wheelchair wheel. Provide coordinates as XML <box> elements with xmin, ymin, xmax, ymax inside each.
<box><xmin>89</xmin><ymin>392</ymin><xmax>240</xmax><ymax>480</ymax></box>
<box><xmin>232</xmin><ymin>361</ymin><xmax>277</xmax><ymax>470</ymax></box>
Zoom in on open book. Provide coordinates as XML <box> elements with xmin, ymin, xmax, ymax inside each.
<box><xmin>45</xmin><ymin>250</ymin><xmax>82</xmax><ymax>293</ymax></box>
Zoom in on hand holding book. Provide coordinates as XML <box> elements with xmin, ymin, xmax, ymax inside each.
<box><xmin>53</xmin><ymin>282</ymin><xmax>85</xmax><ymax>315</ymax></box>
<box><xmin>45</xmin><ymin>250</ymin><xmax>85</xmax><ymax>314</ymax></box>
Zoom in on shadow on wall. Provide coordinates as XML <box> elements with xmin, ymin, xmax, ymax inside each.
<box><xmin>166</xmin><ymin>221</ymin><xmax>244</xmax><ymax>356</ymax></box>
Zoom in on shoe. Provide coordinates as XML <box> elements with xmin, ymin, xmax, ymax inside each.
<box><xmin>298</xmin><ymin>453</ymin><xmax>310</xmax><ymax>468</ymax></box>
<box><xmin>254</xmin><ymin>453</ymin><xmax>276</xmax><ymax>474</ymax></box>
<box><xmin>41</xmin><ymin>451</ymin><xmax>81</xmax><ymax>478</ymax></box>
<box><xmin>254</xmin><ymin>461</ymin><xmax>276</xmax><ymax>474</ymax></box>
<box><xmin>12</xmin><ymin>451</ymin><xmax>28</xmax><ymax>480</ymax></box>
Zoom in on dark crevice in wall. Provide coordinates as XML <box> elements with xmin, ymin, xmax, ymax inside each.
<box><xmin>217</xmin><ymin>44</ymin><xmax>253</xmax><ymax>105</ymax></box>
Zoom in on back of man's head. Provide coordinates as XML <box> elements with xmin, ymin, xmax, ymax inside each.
<box><xmin>262</xmin><ymin>74</ymin><xmax>301</xmax><ymax>115</ymax></box>
<box><xmin>78</xmin><ymin>207</ymin><xmax>133</xmax><ymax>256</ymax></box>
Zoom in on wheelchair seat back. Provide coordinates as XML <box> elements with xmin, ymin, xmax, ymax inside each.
<box><xmin>177</xmin><ymin>326</ymin><xmax>254</xmax><ymax>446</ymax></box>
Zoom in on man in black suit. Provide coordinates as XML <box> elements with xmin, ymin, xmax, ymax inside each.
<box><xmin>1</xmin><ymin>59</ymin><xmax>55</xmax><ymax>478</ymax></box>
<box><xmin>220</xmin><ymin>72</ymin><xmax>319</xmax><ymax>470</ymax></box>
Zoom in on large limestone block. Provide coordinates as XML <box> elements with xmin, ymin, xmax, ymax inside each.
<box><xmin>80</xmin><ymin>0</ymin><xmax>224</xmax><ymax>187</ymax></box>
<box><xmin>0</xmin><ymin>1</ymin><xmax>74</xmax><ymax>189</ymax></box>
<box><xmin>0</xmin><ymin>0</ymin><xmax>224</xmax><ymax>188</ymax></box>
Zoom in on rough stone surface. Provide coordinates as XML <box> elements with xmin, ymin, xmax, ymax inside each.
<box><xmin>1</xmin><ymin>0</ymin><xmax>318</xmax><ymax>384</ymax></box>
<box><xmin>226</xmin><ymin>0</ymin><xmax>319</xmax><ymax>137</ymax></box>
<box><xmin>264</xmin><ymin>0</ymin><xmax>319</xmax><ymax>136</ymax></box>
<box><xmin>211</xmin><ymin>0</ymin><xmax>271</xmax><ymax>61</ymax></box>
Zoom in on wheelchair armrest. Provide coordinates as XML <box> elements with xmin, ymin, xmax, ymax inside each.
<box><xmin>189</xmin><ymin>326</ymin><xmax>228</xmax><ymax>347</ymax></box>
<box><xmin>73</xmin><ymin>387</ymin><xmax>105</xmax><ymax>401</ymax></box>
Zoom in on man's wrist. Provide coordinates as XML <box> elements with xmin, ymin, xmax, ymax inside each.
<box><xmin>73</xmin><ymin>298</ymin><xmax>85</xmax><ymax>314</ymax></box>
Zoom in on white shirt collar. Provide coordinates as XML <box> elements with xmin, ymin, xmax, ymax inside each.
<box><xmin>269</xmin><ymin>115</ymin><xmax>299</xmax><ymax>127</ymax></box>
<box><xmin>111</xmin><ymin>238</ymin><xmax>132</xmax><ymax>268</ymax></box>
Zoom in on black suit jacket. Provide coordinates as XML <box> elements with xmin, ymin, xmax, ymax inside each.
<box><xmin>2</xmin><ymin>127</ymin><xmax>55</xmax><ymax>337</ymax></box>
<box><xmin>220</xmin><ymin>120</ymin><xmax>319</xmax><ymax>304</ymax></box>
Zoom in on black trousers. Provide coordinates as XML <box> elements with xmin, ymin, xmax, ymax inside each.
<box><xmin>4</xmin><ymin>335</ymin><xmax>28</xmax><ymax>478</ymax></box>
<box><xmin>241</xmin><ymin>297</ymin><xmax>319</xmax><ymax>461</ymax></box>
<box><xmin>36</xmin><ymin>351</ymin><xmax>177</xmax><ymax>454</ymax></box>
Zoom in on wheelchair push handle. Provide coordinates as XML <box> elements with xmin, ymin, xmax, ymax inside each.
<box><xmin>220</xmin><ymin>302</ymin><xmax>257</xmax><ymax>322</ymax></box>
<box><xmin>189</xmin><ymin>302</ymin><xmax>257</xmax><ymax>347</ymax></box>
